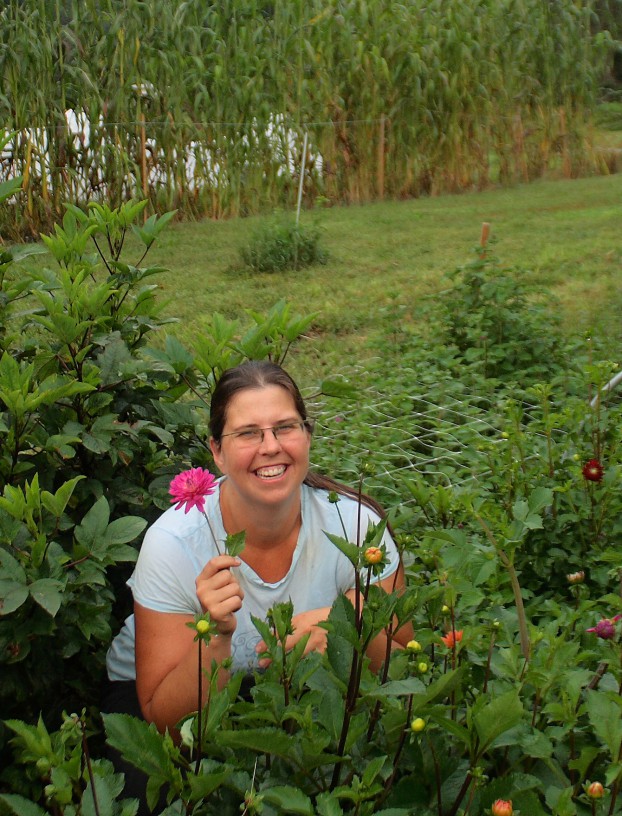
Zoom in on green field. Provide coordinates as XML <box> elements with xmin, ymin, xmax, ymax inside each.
<box><xmin>143</xmin><ymin>172</ymin><xmax>622</xmax><ymax>383</ymax></box>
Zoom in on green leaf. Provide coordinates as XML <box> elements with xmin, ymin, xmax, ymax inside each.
<box><xmin>260</xmin><ymin>785</ymin><xmax>315</xmax><ymax>815</ymax></box>
<box><xmin>187</xmin><ymin>768</ymin><xmax>232</xmax><ymax>800</ymax></box>
<box><xmin>29</xmin><ymin>579</ymin><xmax>65</xmax><ymax>617</ymax></box>
<box><xmin>0</xmin><ymin>550</ymin><xmax>27</xmax><ymax>582</ymax></box>
<box><xmin>0</xmin><ymin>580</ymin><xmax>29</xmax><ymax>615</ymax></box>
<box><xmin>361</xmin><ymin>755</ymin><xmax>388</xmax><ymax>787</ymax></box>
<box><xmin>0</xmin><ymin>793</ymin><xmax>47</xmax><ymax>816</ymax></box>
<box><xmin>528</xmin><ymin>486</ymin><xmax>554</xmax><ymax>514</ymax></box>
<box><xmin>104</xmin><ymin>516</ymin><xmax>148</xmax><ymax>547</ymax></box>
<box><xmin>323</xmin><ymin>532</ymin><xmax>360</xmax><ymax>567</ymax></box>
<box><xmin>102</xmin><ymin>713</ymin><xmax>180</xmax><ymax>783</ymax></box>
<box><xmin>75</xmin><ymin>497</ymin><xmax>110</xmax><ymax>547</ymax></box>
<box><xmin>320</xmin><ymin>378</ymin><xmax>358</xmax><ymax>399</ymax></box>
<box><xmin>473</xmin><ymin>689</ymin><xmax>524</xmax><ymax>754</ymax></box>
<box><xmin>585</xmin><ymin>690</ymin><xmax>622</xmax><ymax>760</ymax></box>
<box><xmin>41</xmin><ymin>476</ymin><xmax>85</xmax><ymax>518</ymax></box>
<box><xmin>80</xmin><ymin>775</ymin><xmax>116</xmax><ymax>816</ymax></box>
<box><xmin>431</xmin><ymin>713</ymin><xmax>471</xmax><ymax>746</ymax></box>
<box><xmin>225</xmin><ymin>530</ymin><xmax>246</xmax><ymax>558</ymax></box>
<box><xmin>316</xmin><ymin>792</ymin><xmax>345</xmax><ymax>816</ymax></box>
<box><xmin>0</xmin><ymin>176</ymin><xmax>23</xmax><ymax>205</ymax></box>
<box><xmin>216</xmin><ymin>728</ymin><xmax>298</xmax><ymax>759</ymax></box>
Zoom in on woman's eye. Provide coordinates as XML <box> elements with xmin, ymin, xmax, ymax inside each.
<box><xmin>275</xmin><ymin>424</ymin><xmax>297</xmax><ymax>434</ymax></box>
<box><xmin>237</xmin><ymin>429</ymin><xmax>260</xmax><ymax>440</ymax></box>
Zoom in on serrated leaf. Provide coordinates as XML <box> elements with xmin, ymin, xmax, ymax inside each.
<box><xmin>225</xmin><ymin>530</ymin><xmax>246</xmax><ymax>558</ymax></box>
<box><xmin>473</xmin><ymin>689</ymin><xmax>523</xmax><ymax>753</ymax></box>
<box><xmin>187</xmin><ymin>768</ymin><xmax>232</xmax><ymax>800</ymax></box>
<box><xmin>323</xmin><ymin>531</ymin><xmax>359</xmax><ymax>567</ymax></box>
<box><xmin>585</xmin><ymin>689</ymin><xmax>622</xmax><ymax>759</ymax></box>
<box><xmin>260</xmin><ymin>785</ymin><xmax>315</xmax><ymax>815</ymax></box>
<box><xmin>216</xmin><ymin>728</ymin><xmax>297</xmax><ymax>759</ymax></box>
<box><xmin>102</xmin><ymin>713</ymin><xmax>179</xmax><ymax>782</ymax></box>
<box><xmin>0</xmin><ymin>793</ymin><xmax>47</xmax><ymax>816</ymax></box>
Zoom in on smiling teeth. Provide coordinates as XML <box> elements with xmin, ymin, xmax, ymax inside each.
<box><xmin>256</xmin><ymin>465</ymin><xmax>286</xmax><ymax>478</ymax></box>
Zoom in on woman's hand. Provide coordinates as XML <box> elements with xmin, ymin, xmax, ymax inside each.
<box><xmin>256</xmin><ymin>607</ymin><xmax>330</xmax><ymax>667</ymax></box>
<box><xmin>196</xmin><ymin>555</ymin><xmax>244</xmax><ymax>636</ymax></box>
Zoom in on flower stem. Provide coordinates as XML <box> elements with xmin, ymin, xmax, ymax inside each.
<box><xmin>475</xmin><ymin>514</ymin><xmax>530</xmax><ymax>660</ymax></box>
<box><xmin>202</xmin><ymin>511</ymin><xmax>222</xmax><ymax>556</ymax></box>
<box><xmin>195</xmin><ymin>641</ymin><xmax>203</xmax><ymax>774</ymax></box>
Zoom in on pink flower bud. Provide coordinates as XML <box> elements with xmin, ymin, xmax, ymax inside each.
<box><xmin>586</xmin><ymin>615</ymin><xmax>622</xmax><ymax>640</ymax></box>
<box><xmin>567</xmin><ymin>571</ymin><xmax>585</xmax><ymax>585</ymax></box>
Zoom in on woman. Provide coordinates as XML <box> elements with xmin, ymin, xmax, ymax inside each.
<box><xmin>105</xmin><ymin>360</ymin><xmax>409</xmax><ymax>736</ymax></box>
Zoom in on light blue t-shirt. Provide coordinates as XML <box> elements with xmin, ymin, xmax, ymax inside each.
<box><xmin>106</xmin><ymin>481</ymin><xmax>399</xmax><ymax>680</ymax></box>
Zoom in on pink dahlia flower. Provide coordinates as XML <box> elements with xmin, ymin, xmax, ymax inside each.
<box><xmin>169</xmin><ymin>468</ymin><xmax>217</xmax><ymax>514</ymax></box>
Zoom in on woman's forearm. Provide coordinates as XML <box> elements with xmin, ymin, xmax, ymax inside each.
<box><xmin>138</xmin><ymin>633</ymin><xmax>233</xmax><ymax>736</ymax></box>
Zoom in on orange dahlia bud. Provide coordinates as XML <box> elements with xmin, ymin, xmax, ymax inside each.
<box><xmin>364</xmin><ymin>546</ymin><xmax>383</xmax><ymax>565</ymax></box>
<box><xmin>587</xmin><ymin>782</ymin><xmax>605</xmax><ymax>799</ymax></box>
<box><xmin>491</xmin><ymin>800</ymin><xmax>512</xmax><ymax>816</ymax></box>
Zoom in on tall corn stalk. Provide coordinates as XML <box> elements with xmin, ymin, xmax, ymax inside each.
<box><xmin>0</xmin><ymin>0</ymin><xmax>613</xmax><ymax>237</ymax></box>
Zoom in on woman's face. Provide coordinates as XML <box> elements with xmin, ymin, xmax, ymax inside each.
<box><xmin>210</xmin><ymin>384</ymin><xmax>311</xmax><ymax>510</ymax></box>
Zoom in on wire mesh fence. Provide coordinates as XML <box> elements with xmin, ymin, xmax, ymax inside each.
<box><xmin>304</xmin><ymin>359</ymin><xmax>620</xmax><ymax>511</ymax></box>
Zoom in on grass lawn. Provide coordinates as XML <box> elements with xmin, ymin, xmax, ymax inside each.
<box><xmin>144</xmin><ymin>171</ymin><xmax>622</xmax><ymax>383</ymax></box>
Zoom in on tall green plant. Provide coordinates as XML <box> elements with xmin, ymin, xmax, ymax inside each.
<box><xmin>0</xmin><ymin>0</ymin><xmax>613</xmax><ymax>237</ymax></box>
<box><xmin>0</xmin><ymin>197</ymin><xmax>317</xmax><ymax>750</ymax></box>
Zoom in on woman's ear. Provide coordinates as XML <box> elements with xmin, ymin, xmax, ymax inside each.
<box><xmin>209</xmin><ymin>438</ymin><xmax>224</xmax><ymax>474</ymax></box>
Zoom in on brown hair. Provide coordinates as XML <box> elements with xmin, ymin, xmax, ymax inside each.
<box><xmin>209</xmin><ymin>361</ymin><xmax>387</xmax><ymax>519</ymax></box>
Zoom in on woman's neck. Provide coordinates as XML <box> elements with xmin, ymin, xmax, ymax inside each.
<box><xmin>219</xmin><ymin>481</ymin><xmax>303</xmax><ymax>582</ymax></box>
<box><xmin>219</xmin><ymin>479</ymin><xmax>302</xmax><ymax>549</ymax></box>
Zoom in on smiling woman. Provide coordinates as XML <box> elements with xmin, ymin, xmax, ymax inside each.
<box><xmin>102</xmin><ymin>360</ymin><xmax>411</xmax><ymax>812</ymax></box>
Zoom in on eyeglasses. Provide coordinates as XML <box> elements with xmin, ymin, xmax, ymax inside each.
<box><xmin>220</xmin><ymin>420</ymin><xmax>313</xmax><ymax>448</ymax></box>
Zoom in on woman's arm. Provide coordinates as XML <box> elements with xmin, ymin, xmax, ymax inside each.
<box><xmin>256</xmin><ymin>562</ymin><xmax>413</xmax><ymax>671</ymax></box>
<box><xmin>135</xmin><ymin>554</ymin><xmax>243</xmax><ymax>735</ymax></box>
<box><xmin>135</xmin><ymin>604</ymin><xmax>233</xmax><ymax>734</ymax></box>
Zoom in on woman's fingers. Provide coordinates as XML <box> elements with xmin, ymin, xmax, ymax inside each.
<box><xmin>196</xmin><ymin>556</ymin><xmax>244</xmax><ymax>634</ymax></box>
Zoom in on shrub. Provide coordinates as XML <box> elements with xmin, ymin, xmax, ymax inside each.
<box><xmin>239</xmin><ymin>217</ymin><xmax>328</xmax><ymax>273</ymax></box>
<box><xmin>438</xmin><ymin>243</ymin><xmax>564</xmax><ymax>386</ymax></box>
<box><xmin>0</xmin><ymin>199</ymin><xmax>317</xmax><ymax>750</ymax></box>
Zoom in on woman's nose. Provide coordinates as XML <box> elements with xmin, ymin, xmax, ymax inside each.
<box><xmin>258</xmin><ymin>427</ymin><xmax>281</xmax><ymax>451</ymax></box>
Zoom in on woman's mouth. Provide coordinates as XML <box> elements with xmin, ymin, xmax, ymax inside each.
<box><xmin>254</xmin><ymin>465</ymin><xmax>287</xmax><ymax>480</ymax></box>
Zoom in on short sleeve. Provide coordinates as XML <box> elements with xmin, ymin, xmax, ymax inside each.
<box><xmin>128</xmin><ymin>523</ymin><xmax>203</xmax><ymax>616</ymax></box>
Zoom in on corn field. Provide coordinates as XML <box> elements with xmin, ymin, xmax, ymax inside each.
<box><xmin>0</xmin><ymin>0</ymin><xmax>616</xmax><ymax>236</ymax></box>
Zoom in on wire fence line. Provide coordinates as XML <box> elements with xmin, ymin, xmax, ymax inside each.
<box><xmin>306</xmin><ymin>359</ymin><xmax>622</xmax><ymax>513</ymax></box>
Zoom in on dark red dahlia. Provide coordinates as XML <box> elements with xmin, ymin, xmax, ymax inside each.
<box><xmin>582</xmin><ymin>459</ymin><xmax>604</xmax><ymax>482</ymax></box>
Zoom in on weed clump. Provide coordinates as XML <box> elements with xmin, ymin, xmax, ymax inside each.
<box><xmin>239</xmin><ymin>217</ymin><xmax>328</xmax><ymax>273</ymax></box>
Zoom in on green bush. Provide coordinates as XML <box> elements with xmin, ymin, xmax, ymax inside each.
<box><xmin>0</xmin><ymin>198</ymin><xmax>317</xmax><ymax>749</ymax></box>
<box><xmin>437</xmin><ymin>244</ymin><xmax>564</xmax><ymax>385</ymax></box>
<box><xmin>239</xmin><ymin>217</ymin><xmax>328</xmax><ymax>273</ymax></box>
